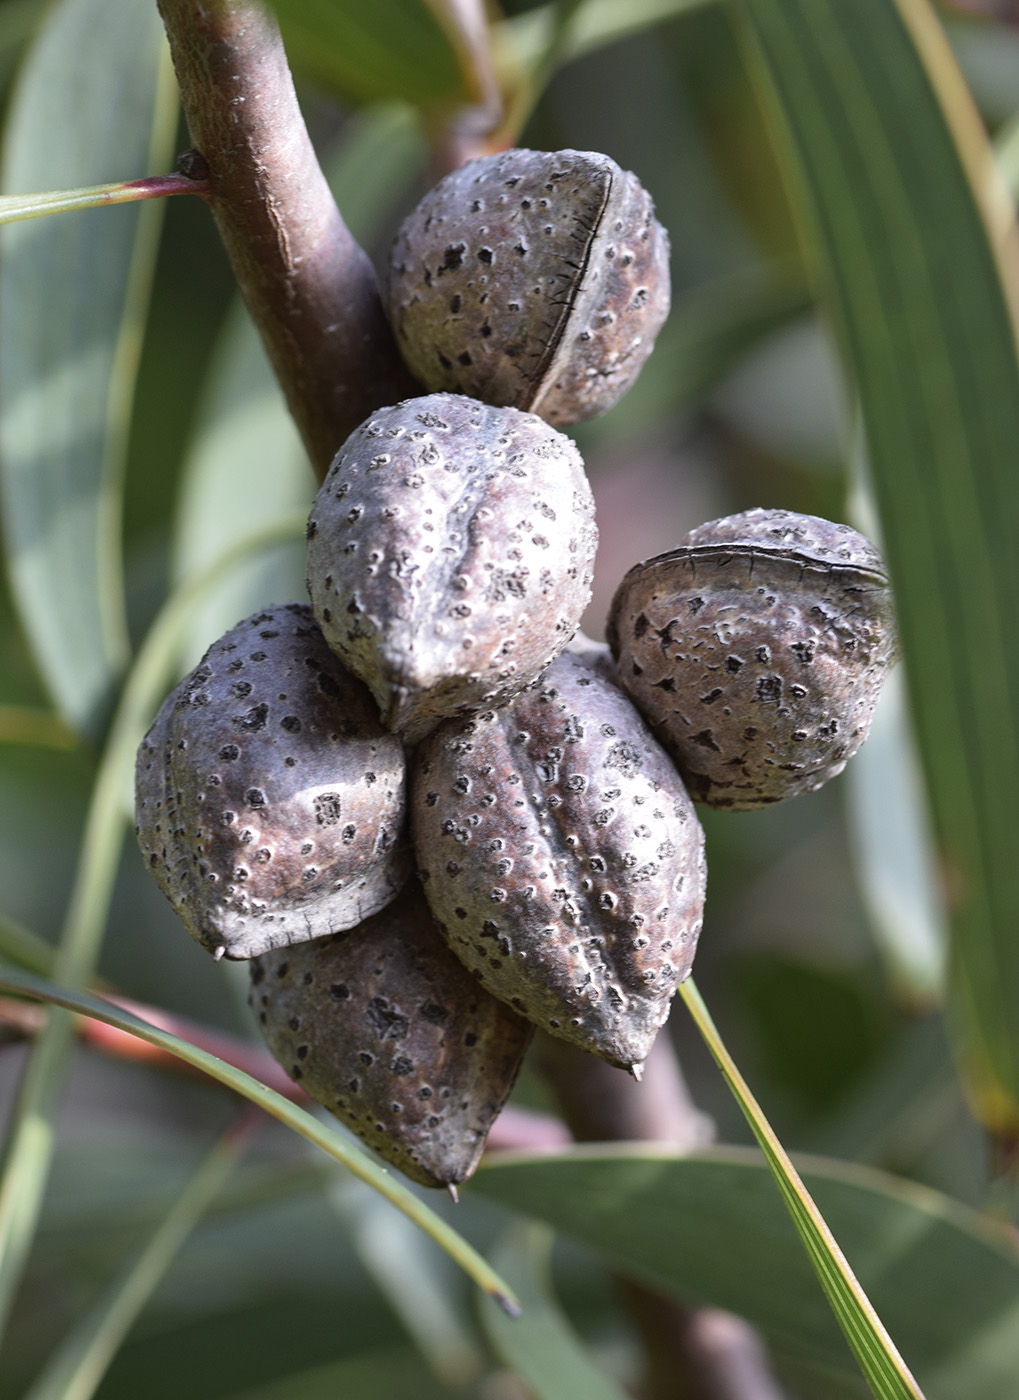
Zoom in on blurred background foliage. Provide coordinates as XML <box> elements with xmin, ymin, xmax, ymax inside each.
<box><xmin>0</xmin><ymin>0</ymin><xmax>1018</xmax><ymax>1396</ymax></box>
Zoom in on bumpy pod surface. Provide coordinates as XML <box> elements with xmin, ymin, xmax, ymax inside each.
<box><xmin>606</xmin><ymin>509</ymin><xmax>898</xmax><ymax>809</ymax></box>
<box><xmin>135</xmin><ymin>604</ymin><xmax>409</xmax><ymax>959</ymax></box>
<box><xmin>386</xmin><ymin>149</ymin><xmax>670</xmax><ymax>426</ymax></box>
<box><xmin>411</xmin><ymin>650</ymin><xmax>706</xmax><ymax>1072</ymax></box>
<box><xmin>306</xmin><ymin>394</ymin><xmax>597</xmax><ymax>745</ymax></box>
<box><xmin>250</xmin><ymin>885</ymin><xmax>533</xmax><ymax>1188</ymax></box>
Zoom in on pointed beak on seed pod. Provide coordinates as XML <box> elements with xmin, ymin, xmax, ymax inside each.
<box><xmin>135</xmin><ymin>604</ymin><xmax>410</xmax><ymax>959</ymax></box>
<box><xmin>250</xmin><ymin>884</ymin><xmax>533</xmax><ymax>1188</ymax></box>
<box><xmin>410</xmin><ymin>648</ymin><xmax>706</xmax><ymax>1073</ymax></box>
<box><xmin>606</xmin><ymin>509</ymin><xmax>899</xmax><ymax>809</ymax></box>
<box><xmin>305</xmin><ymin>394</ymin><xmax>598</xmax><ymax>745</ymax></box>
<box><xmin>386</xmin><ymin>149</ymin><xmax>671</xmax><ymax>426</ymax></box>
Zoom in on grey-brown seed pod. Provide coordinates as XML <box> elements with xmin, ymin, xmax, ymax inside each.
<box><xmin>306</xmin><ymin>393</ymin><xmax>598</xmax><ymax>746</ymax></box>
<box><xmin>411</xmin><ymin>649</ymin><xmax>706</xmax><ymax>1073</ymax></box>
<box><xmin>135</xmin><ymin>604</ymin><xmax>410</xmax><ymax>959</ymax></box>
<box><xmin>249</xmin><ymin>884</ymin><xmax>533</xmax><ymax>1188</ymax></box>
<box><xmin>386</xmin><ymin>148</ymin><xmax>670</xmax><ymax>426</ymax></box>
<box><xmin>606</xmin><ymin>509</ymin><xmax>898</xmax><ymax>809</ymax></box>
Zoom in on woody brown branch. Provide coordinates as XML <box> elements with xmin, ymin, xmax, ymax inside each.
<box><xmin>156</xmin><ymin>0</ymin><xmax>417</xmax><ymax>480</ymax></box>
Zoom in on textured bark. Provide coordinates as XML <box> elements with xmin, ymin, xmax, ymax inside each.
<box><xmin>157</xmin><ymin>0</ymin><xmax>417</xmax><ymax>479</ymax></box>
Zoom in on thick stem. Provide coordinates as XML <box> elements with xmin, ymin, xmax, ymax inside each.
<box><xmin>156</xmin><ymin>0</ymin><xmax>417</xmax><ymax>479</ymax></box>
<box><xmin>537</xmin><ymin>1034</ymin><xmax>786</xmax><ymax>1400</ymax></box>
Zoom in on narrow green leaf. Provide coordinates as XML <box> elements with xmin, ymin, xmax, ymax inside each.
<box><xmin>0</xmin><ymin>0</ymin><xmax>178</xmax><ymax>734</ymax></box>
<box><xmin>735</xmin><ymin>0</ymin><xmax>1019</xmax><ymax>1133</ymax></box>
<box><xmin>331</xmin><ymin>1178</ymin><xmax>482</xmax><ymax>1387</ymax></box>
<box><xmin>845</xmin><ymin>667</ymin><xmax>948</xmax><ymax>1007</ymax></box>
<box><xmin>269</xmin><ymin>0</ymin><xmax>475</xmax><ymax>108</ymax></box>
<box><xmin>0</xmin><ymin>965</ymin><xmax>520</xmax><ymax>1318</ymax></box>
<box><xmin>0</xmin><ymin>175</ymin><xmax>202</xmax><ymax>226</ymax></box>
<box><xmin>503</xmin><ymin>0</ymin><xmax>714</xmax><ymax>73</ymax></box>
<box><xmin>678</xmin><ymin>980</ymin><xmax>923</xmax><ymax>1399</ymax></box>
<box><xmin>475</xmin><ymin>1144</ymin><xmax>1019</xmax><ymax>1399</ymax></box>
<box><xmin>22</xmin><ymin>1121</ymin><xmax>250</xmax><ymax>1400</ymax></box>
<box><xmin>172</xmin><ymin>303</ymin><xmax>312</xmax><ymax>672</ymax></box>
<box><xmin>479</xmin><ymin>1223</ymin><xmax>630</xmax><ymax>1400</ymax></box>
<box><xmin>0</xmin><ymin>516</ymin><xmax>304</xmax><ymax>1347</ymax></box>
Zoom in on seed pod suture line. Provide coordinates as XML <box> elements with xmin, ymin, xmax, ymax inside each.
<box><xmin>386</xmin><ymin>148</ymin><xmax>671</xmax><ymax>426</ymax></box>
<box><xmin>607</xmin><ymin>509</ymin><xmax>899</xmax><ymax>809</ymax></box>
<box><xmin>135</xmin><ymin>603</ymin><xmax>409</xmax><ymax>959</ymax></box>
<box><xmin>412</xmin><ymin>649</ymin><xmax>707</xmax><ymax>1073</ymax></box>
<box><xmin>250</xmin><ymin>885</ymin><xmax>533</xmax><ymax>1188</ymax></box>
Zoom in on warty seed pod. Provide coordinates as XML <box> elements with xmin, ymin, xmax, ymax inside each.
<box><xmin>606</xmin><ymin>508</ymin><xmax>898</xmax><ymax>809</ymax></box>
<box><xmin>386</xmin><ymin>148</ymin><xmax>670</xmax><ymax>426</ymax></box>
<box><xmin>306</xmin><ymin>393</ymin><xmax>598</xmax><ymax>746</ymax></box>
<box><xmin>411</xmin><ymin>649</ymin><xmax>706</xmax><ymax>1073</ymax></box>
<box><xmin>249</xmin><ymin>884</ymin><xmax>533</xmax><ymax>1189</ymax></box>
<box><xmin>135</xmin><ymin>604</ymin><xmax>409</xmax><ymax>959</ymax></box>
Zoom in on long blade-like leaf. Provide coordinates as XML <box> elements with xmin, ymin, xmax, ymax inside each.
<box><xmin>679</xmin><ymin>980</ymin><xmax>923</xmax><ymax>1399</ymax></box>
<box><xmin>736</xmin><ymin>0</ymin><xmax>1019</xmax><ymax>1133</ymax></box>
<box><xmin>475</xmin><ymin>1143</ymin><xmax>1019</xmax><ymax>1400</ymax></box>
<box><xmin>0</xmin><ymin>0</ymin><xmax>177</xmax><ymax>734</ymax></box>
<box><xmin>478</xmin><ymin>1223</ymin><xmax>630</xmax><ymax>1400</ymax></box>
<box><xmin>0</xmin><ymin>965</ymin><xmax>520</xmax><ymax>1317</ymax></box>
<box><xmin>22</xmin><ymin>1120</ymin><xmax>251</xmax><ymax>1400</ymax></box>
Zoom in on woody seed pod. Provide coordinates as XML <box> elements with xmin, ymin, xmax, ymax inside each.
<box><xmin>386</xmin><ymin>148</ymin><xmax>670</xmax><ymax>426</ymax></box>
<box><xmin>412</xmin><ymin>649</ymin><xmax>706</xmax><ymax>1073</ymax></box>
<box><xmin>135</xmin><ymin>604</ymin><xmax>409</xmax><ymax>959</ymax></box>
<box><xmin>306</xmin><ymin>393</ymin><xmax>597</xmax><ymax>746</ymax></box>
<box><xmin>250</xmin><ymin>884</ymin><xmax>533</xmax><ymax>1188</ymax></box>
<box><xmin>607</xmin><ymin>509</ymin><xmax>898</xmax><ymax>809</ymax></box>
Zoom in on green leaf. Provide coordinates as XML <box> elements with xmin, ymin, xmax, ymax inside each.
<box><xmin>503</xmin><ymin>0</ymin><xmax>714</xmax><ymax>73</ymax></box>
<box><xmin>331</xmin><ymin>1178</ymin><xmax>482</xmax><ymax>1388</ymax></box>
<box><xmin>269</xmin><ymin>0</ymin><xmax>478</xmax><ymax>109</ymax></box>
<box><xmin>172</xmin><ymin>303</ymin><xmax>312</xmax><ymax>672</ymax></box>
<box><xmin>479</xmin><ymin>1223</ymin><xmax>630</xmax><ymax>1400</ymax></box>
<box><xmin>845</xmin><ymin>666</ymin><xmax>948</xmax><ymax>1007</ymax></box>
<box><xmin>734</xmin><ymin>0</ymin><xmax>1019</xmax><ymax>1137</ymax></box>
<box><xmin>679</xmin><ymin>979</ymin><xmax>923</xmax><ymax>1399</ymax></box>
<box><xmin>474</xmin><ymin>1146</ymin><xmax>1019</xmax><ymax>1399</ymax></box>
<box><xmin>0</xmin><ymin>965</ymin><xmax>520</xmax><ymax>1318</ymax></box>
<box><xmin>0</xmin><ymin>0</ymin><xmax>178</xmax><ymax>735</ymax></box>
<box><xmin>22</xmin><ymin>1122</ymin><xmax>248</xmax><ymax>1400</ymax></box>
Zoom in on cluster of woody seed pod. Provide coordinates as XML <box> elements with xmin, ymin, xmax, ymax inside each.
<box><xmin>135</xmin><ymin>147</ymin><xmax>898</xmax><ymax>1191</ymax></box>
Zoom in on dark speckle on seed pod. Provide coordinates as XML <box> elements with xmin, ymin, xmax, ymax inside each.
<box><xmin>411</xmin><ymin>649</ymin><xmax>706</xmax><ymax>1072</ymax></box>
<box><xmin>606</xmin><ymin>509</ymin><xmax>898</xmax><ymax>809</ymax></box>
<box><xmin>249</xmin><ymin>884</ymin><xmax>532</xmax><ymax>1189</ymax></box>
<box><xmin>306</xmin><ymin>394</ymin><xmax>597</xmax><ymax>746</ymax></box>
<box><xmin>134</xmin><ymin>603</ymin><xmax>411</xmax><ymax>960</ymax></box>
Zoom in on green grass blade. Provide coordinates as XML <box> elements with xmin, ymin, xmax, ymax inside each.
<box><xmin>0</xmin><ymin>0</ymin><xmax>177</xmax><ymax>735</ymax></box>
<box><xmin>479</xmin><ymin>1222</ymin><xmax>629</xmax><ymax>1400</ymax></box>
<box><xmin>0</xmin><ymin>516</ymin><xmax>304</xmax><ymax>1349</ymax></box>
<box><xmin>22</xmin><ymin>1120</ymin><xmax>252</xmax><ymax>1400</ymax></box>
<box><xmin>679</xmin><ymin>979</ymin><xmax>924</xmax><ymax>1399</ymax></box>
<box><xmin>735</xmin><ymin>0</ymin><xmax>1019</xmax><ymax>1135</ymax></box>
<box><xmin>0</xmin><ymin>965</ymin><xmax>520</xmax><ymax>1318</ymax></box>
